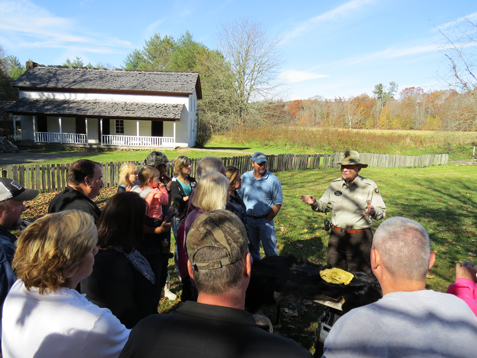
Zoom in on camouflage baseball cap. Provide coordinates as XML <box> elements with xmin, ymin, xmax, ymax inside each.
<box><xmin>145</xmin><ymin>151</ymin><xmax>172</xmax><ymax>167</ymax></box>
<box><xmin>187</xmin><ymin>210</ymin><xmax>248</xmax><ymax>271</ymax></box>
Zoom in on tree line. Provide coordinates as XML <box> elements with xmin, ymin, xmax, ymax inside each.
<box><xmin>277</xmin><ymin>85</ymin><xmax>476</xmax><ymax>131</ymax></box>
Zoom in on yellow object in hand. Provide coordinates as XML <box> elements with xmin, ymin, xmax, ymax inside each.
<box><xmin>320</xmin><ymin>268</ymin><xmax>354</xmax><ymax>285</ymax></box>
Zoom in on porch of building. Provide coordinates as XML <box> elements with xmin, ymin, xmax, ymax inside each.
<box><xmin>24</xmin><ymin>116</ymin><xmax>179</xmax><ymax>148</ymax></box>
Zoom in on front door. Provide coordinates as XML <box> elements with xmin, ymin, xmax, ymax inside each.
<box><xmin>37</xmin><ymin>115</ymin><xmax>47</xmax><ymax>132</ymax></box>
<box><xmin>151</xmin><ymin>121</ymin><xmax>163</xmax><ymax>137</ymax></box>
<box><xmin>76</xmin><ymin>118</ymin><xmax>86</xmax><ymax>133</ymax></box>
<box><xmin>87</xmin><ymin>118</ymin><xmax>99</xmax><ymax>144</ymax></box>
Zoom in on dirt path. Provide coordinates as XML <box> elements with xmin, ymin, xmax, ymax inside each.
<box><xmin>0</xmin><ymin>148</ymin><xmax>255</xmax><ymax>168</ymax></box>
<box><xmin>0</xmin><ymin>150</ymin><xmax>88</xmax><ymax>167</ymax></box>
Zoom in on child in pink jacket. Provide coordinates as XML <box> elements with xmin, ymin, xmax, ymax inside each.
<box><xmin>447</xmin><ymin>261</ymin><xmax>477</xmax><ymax>316</ymax></box>
<box><xmin>138</xmin><ymin>166</ymin><xmax>169</xmax><ymax>239</ymax></box>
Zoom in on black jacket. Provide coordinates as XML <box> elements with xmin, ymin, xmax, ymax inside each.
<box><xmin>170</xmin><ymin>176</ymin><xmax>196</xmax><ymax>219</ymax></box>
<box><xmin>119</xmin><ymin>301</ymin><xmax>312</xmax><ymax>358</ymax></box>
<box><xmin>48</xmin><ymin>186</ymin><xmax>101</xmax><ymax>222</ymax></box>
<box><xmin>81</xmin><ymin>249</ymin><xmax>159</xmax><ymax>329</ymax></box>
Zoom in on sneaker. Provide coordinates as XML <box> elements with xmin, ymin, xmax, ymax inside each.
<box><xmin>164</xmin><ymin>287</ymin><xmax>177</xmax><ymax>300</ymax></box>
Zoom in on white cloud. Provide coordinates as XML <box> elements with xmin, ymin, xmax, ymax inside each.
<box><xmin>280</xmin><ymin>0</ymin><xmax>375</xmax><ymax>44</ymax></box>
<box><xmin>0</xmin><ymin>0</ymin><xmax>132</xmax><ymax>54</ymax></box>
<box><xmin>309</xmin><ymin>40</ymin><xmax>443</xmax><ymax>73</ymax></box>
<box><xmin>144</xmin><ymin>18</ymin><xmax>165</xmax><ymax>39</ymax></box>
<box><xmin>346</xmin><ymin>39</ymin><xmax>477</xmax><ymax>67</ymax></box>
<box><xmin>436</xmin><ymin>12</ymin><xmax>477</xmax><ymax>31</ymax></box>
<box><xmin>80</xmin><ymin>0</ymin><xmax>94</xmax><ymax>7</ymax></box>
<box><xmin>280</xmin><ymin>70</ymin><xmax>329</xmax><ymax>83</ymax></box>
<box><xmin>370</xmin><ymin>43</ymin><xmax>442</xmax><ymax>60</ymax></box>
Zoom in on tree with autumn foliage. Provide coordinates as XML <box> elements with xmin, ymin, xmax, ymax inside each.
<box><xmin>287</xmin><ymin>100</ymin><xmax>303</xmax><ymax>121</ymax></box>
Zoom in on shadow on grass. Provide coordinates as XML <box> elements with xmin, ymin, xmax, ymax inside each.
<box><xmin>279</xmin><ymin>234</ymin><xmax>326</xmax><ymax>265</ymax></box>
<box><xmin>385</xmin><ymin>175</ymin><xmax>476</xmax><ymax>287</ymax></box>
<box><xmin>203</xmin><ymin>146</ymin><xmax>252</xmax><ymax>151</ymax></box>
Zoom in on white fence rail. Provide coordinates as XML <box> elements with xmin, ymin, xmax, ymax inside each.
<box><xmin>34</xmin><ymin>132</ymin><xmax>87</xmax><ymax>144</ymax></box>
<box><xmin>101</xmin><ymin>135</ymin><xmax>175</xmax><ymax>147</ymax></box>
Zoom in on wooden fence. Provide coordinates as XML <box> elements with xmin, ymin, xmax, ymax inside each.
<box><xmin>0</xmin><ymin>153</ymin><xmax>449</xmax><ymax>192</ymax></box>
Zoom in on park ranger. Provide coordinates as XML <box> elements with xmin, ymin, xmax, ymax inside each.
<box><xmin>300</xmin><ymin>150</ymin><xmax>386</xmax><ymax>274</ymax></box>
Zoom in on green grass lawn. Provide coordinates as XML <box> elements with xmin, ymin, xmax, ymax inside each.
<box><xmin>24</xmin><ymin>147</ymin><xmax>247</xmax><ymax>165</ymax></box>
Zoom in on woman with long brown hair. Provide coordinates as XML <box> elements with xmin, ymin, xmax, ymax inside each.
<box><xmin>81</xmin><ymin>191</ymin><xmax>160</xmax><ymax>328</ymax></box>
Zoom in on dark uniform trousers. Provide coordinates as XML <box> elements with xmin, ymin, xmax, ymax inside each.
<box><xmin>328</xmin><ymin>227</ymin><xmax>373</xmax><ymax>274</ymax></box>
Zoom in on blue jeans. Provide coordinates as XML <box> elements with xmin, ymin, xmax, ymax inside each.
<box><xmin>247</xmin><ymin>217</ymin><xmax>278</xmax><ymax>260</ymax></box>
<box><xmin>172</xmin><ymin>216</ymin><xmax>183</xmax><ymax>277</ymax></box>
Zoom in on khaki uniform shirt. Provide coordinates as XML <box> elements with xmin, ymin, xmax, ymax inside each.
<box><xmin>311</xmin><ymin>175</ymin><xmax>386</xmax><ymax>230</ymax></box>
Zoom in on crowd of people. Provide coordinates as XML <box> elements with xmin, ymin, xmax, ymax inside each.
<box><xmin>0</xmin><ymin>149</ymin><xmax>476</xmax><ymax>357</ymax></box>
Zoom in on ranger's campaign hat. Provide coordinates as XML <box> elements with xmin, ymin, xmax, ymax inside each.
<box><xmin>145</xmin><ymin>151</ymin><xmax>172</xmax><ymax>167</ymax></box>
<box><xmin>187</xmin><ymin>210</ymin><xmax>247</xmax><ymax>271</ymax></box>
<box><xmin>252</xmin><ymin>152</ymin><xmax>267</xmax><ymax>164</ymax></box>
<box><xmin>335</xmin><ymin>150</ymin><xmax>368</xmax><ymax>168</ymax></box>
<box><xmin>0</xmin><ymin>178</ymin><xmax>39</xmax><ymax>201</ymax></box>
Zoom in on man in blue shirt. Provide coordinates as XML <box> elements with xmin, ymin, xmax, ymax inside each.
<box><xmin>238</xmin><ymin>152</ymin><xmax>283</xmax><ymax>260</ymax></box>
<box><xmin>0</xmin><ymin>178</ymin><xmax>38</xmax><ymax>347</ymax></box>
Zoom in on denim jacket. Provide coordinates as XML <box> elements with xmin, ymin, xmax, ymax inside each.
<box><xmin>0</xmin><ymin>225</ymin><xmax>17</xmax><ymax>337</ymax></box>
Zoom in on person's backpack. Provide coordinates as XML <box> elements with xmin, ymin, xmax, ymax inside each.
<box><xmin>139</xmin><ymin>187</ymin><xmax>152</xmax><ymax>199</ymax></box>
<box><xmin>130</xmin><ymin>185</ymin><xmax>152</xmax><ymax>199</ymax></box>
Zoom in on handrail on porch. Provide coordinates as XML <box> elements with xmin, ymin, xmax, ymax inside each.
<box><xmin>101</xmin><ymin>135</ymin><xmax>175</xmax><ymax>147</ymax></box>
<box><xmin>34</xmin><ymin>132</ymin><xmax>88</xmax><ymax>144</ymax></box>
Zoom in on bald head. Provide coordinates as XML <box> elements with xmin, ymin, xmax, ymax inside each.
<box><xmin>373</xmin><ymin>217</ymin><xmax>431</xmax><ymax>281</ymax></box>
<box><xmin>196</xmin><ymin>157</ymin><xmax>225</xmax><ymax>180</ymax></box>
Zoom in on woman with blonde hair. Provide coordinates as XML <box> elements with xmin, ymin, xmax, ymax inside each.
<box><xmin>117</xmin><ymin>163</ymin><xmax>139</xmax><ymax>193</ymax></box>
<box><xmin>185</xmin><ymin>171</ymin><xmax>229</xmax><ymax>233</ymax></box>
<box><xmin>2</xmin><ymin>210</ymin><xmax>129</xmax><ymax>358</ymax></box>
<box><xmin>178</xmin><ymin>172</ymin><xmax>228</xmax><ymax>301</ymax></box>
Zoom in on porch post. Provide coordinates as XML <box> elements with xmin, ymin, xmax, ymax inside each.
<box><xmin>59</xmin><ymin>117</ymin><xmax>63</xmax><ymax>144</ymax></box>
<box><xmin>13</xmin><ymin>117</ymin><xmax>16</xmax><ymax>141</ymax></box>
<box><xmin>173</xmin><ymin>121</ymin><xmax>176</xmax><ymax>146</ymax></box>
<box><xmin>100</xmin><ymin>118</ymin><xmax>103</xmax><ymax>145</ymax></box>
<box><xmin>32</xmin><ymin>115</ymin><xmax>36</xmax><ymax>143</ymax></box>
<box><xmin>137</xmin><ymin>120</ymin><xmax>139</xmax><ymax>137</ymax></box>
<box><xmin>85</xmin><ymin>118</ymin><xmax>89</xmax><ymax>144</ymax></box>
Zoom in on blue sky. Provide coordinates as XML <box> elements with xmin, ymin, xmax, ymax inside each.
<box><xmin>0</xmin><ymin>0</ymin><xmax>476</xmax><ymax>100</ymax></box>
